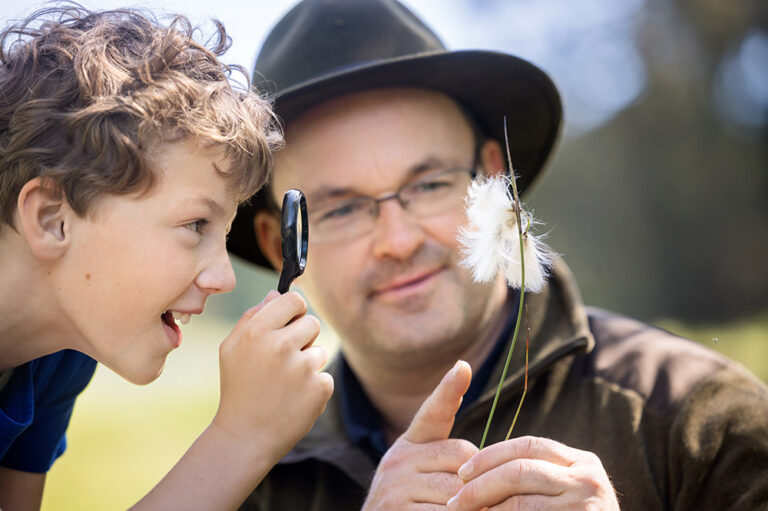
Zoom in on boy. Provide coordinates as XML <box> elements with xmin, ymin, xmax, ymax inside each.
<box><xmin>0</xmin><ymin>5</ymin><xmax>332</xmax><ymax>510</ymax></box>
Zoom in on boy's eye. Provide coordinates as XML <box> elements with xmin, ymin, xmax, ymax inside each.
<box><xmin>185</xmin><ymin>219</ymin><xmax>208</xmax><ymax>233</ymax></box>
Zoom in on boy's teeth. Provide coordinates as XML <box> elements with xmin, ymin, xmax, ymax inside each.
<box><xmin>170</xmin><ymin>311</ymin><xmax>191</xmax><ymax>325</ymax></box>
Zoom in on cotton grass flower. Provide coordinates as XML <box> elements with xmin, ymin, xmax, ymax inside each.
<box><xmin>458</xmin><ymin>173</ymin><xmax>553</xmax><ymax>292</ymax></box>
<box><xmin>460</xmin><ymin>118</ymin><xmax>557</xmax><ymax>449</ymax></box>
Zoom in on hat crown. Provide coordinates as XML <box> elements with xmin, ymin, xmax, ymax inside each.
<box><xmin>255</xmin><ymin>0</ymin><xmax>446</xmax><ymax>93</ymax></box>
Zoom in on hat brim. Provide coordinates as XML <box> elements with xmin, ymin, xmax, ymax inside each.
<box><xmin>228</xmin><ymin>49</ymin><xmax>562</xmax><ymax>269</ymax></box>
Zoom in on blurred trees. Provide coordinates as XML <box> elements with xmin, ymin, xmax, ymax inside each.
<box><xmin>531</xmin><ymin>0</ymin><xmax>768</xmax><ymax>321</ymax></box>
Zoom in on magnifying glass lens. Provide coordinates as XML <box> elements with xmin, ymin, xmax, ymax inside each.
<box><xmin>296</xmin><ymin>211</ymin><xmax>303</xmax><ymax>257</ymax></box>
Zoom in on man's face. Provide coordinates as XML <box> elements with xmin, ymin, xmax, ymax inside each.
<box><xmin>57</xmin><ymin>138</ymin><xmax>239</xmax><ymax>384</ymax></box>
<box><xmin>264</xmin><ymin>88</ymin><xmax>505</xmax><ymax>369</ymax></box>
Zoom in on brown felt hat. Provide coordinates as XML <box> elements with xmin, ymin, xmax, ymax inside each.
<box><xmin>228</xmin><ymin>0</ymin><xmax>562</xmax><ymax>269</ymax></box>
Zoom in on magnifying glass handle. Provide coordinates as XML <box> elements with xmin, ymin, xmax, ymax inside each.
<box><xmin>277</xmin><ymin>189</ymin><xmax>308</xmax><ymax>294</ymax></box>
<box><xmin>277</xmin><ymin>269</ymin><xmax>293</xmax><ymax>294</ymax></box>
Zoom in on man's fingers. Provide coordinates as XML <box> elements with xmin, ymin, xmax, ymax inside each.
<box><xmin>404</xmin><ymin>360</ymin><xmax>472</xmax><ymax>444</ymax></box>
<box><xmin>414</xmin><ymin>439</ymin><xmax>479</xmax><ymax>474</ymax></box>
<box><xmin>409</xmin><ymin>472</ymin><xmax>467</xmax><ymax>504</ymax></box>
<box><xmin>448</xmin><ymin>458</ymin><xmax>566</xmax><ymax>511</ymax></box>
<box><xmin>459</xmin><ymin>436</ymin><xmax>577</xmax><ymax>481</ymax></box>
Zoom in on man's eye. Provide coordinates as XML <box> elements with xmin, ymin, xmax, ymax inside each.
<box><xmin>185</xmin><ymin>219</ymin><xmax>209</xmax><ymax>233</ymax></box>
<box><xmin>410</xmin><ymin>178</ymin><xmax>451</xmax><ymax>194</ymax></box>
<box><xmin>320</xmin><ymin>201</ymin><xmax>366</xmax><ymax>220</ymax></box>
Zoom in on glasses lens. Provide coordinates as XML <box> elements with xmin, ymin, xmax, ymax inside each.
<box><xmin>403</xmin><ymin>169</ymin><xmax>472</xmax><ymax>218</ymax></box>
<box><xmin>310</xmin><ymin>198</ymin><xmax>374</xmax><ymax>242</ymax></box>
<box><xmin>308</xmin><ymin>169</ymin><xmax>472</xmax><ymax>242</ymax></box>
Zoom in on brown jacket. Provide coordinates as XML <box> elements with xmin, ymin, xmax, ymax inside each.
<box><xmin>242</xmin><ymin>261</ymin><xmax>768</xmax><ymax>510</ymax></box>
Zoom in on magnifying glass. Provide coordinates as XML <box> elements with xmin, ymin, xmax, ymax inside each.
<box><xmin>277</xmin><ymin>189</ymin><xmax>308</xmax><ymax>294</ymax></box>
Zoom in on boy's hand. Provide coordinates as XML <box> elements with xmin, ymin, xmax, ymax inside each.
<box><xmin>213</xmin><ymin>290</ymin><xmax>334</xmax><ymax>463</ymax></box>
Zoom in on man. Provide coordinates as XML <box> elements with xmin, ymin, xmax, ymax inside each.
<box><xmin>228</xmin><ymin>0</ymin><xmax>768</xmax><ymax>509</ymax></box>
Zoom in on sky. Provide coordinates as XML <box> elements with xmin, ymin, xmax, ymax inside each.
<box><xmin>0</xmin><ymin>0</ymin><xmax>653</xmax><ymax>134</ymax></box>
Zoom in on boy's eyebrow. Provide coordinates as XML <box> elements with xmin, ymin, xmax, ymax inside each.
<box><xmin>179</xmin><ymin>196</ymin><xmax>228</xmax><ymax>217</ymax></box>
<box><xmin>308</xmin><ymin>156</ymin><xmax>450</xmax><ymax>204</ymax></box>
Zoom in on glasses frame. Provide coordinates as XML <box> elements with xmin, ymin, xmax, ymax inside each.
<box><xmin>308</xmin><ymin>166</ymin><xmax>479</xmax><ymax>243</ymax></box>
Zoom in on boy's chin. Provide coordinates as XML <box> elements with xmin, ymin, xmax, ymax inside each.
<box><xmin>113</xmin><ymin>359</ymin><xmax>166</xmax><ymax>386</ymax></box>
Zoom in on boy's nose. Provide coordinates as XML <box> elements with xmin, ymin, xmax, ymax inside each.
<box><xmin>197</xmin><ymin>246</ymin><xmax>237</xmax><ymax>295</ymax></box>
<box><xmin>371</xmin><ymin>199</ymin><xmax>425</xmax><ymax>260</ymax></box>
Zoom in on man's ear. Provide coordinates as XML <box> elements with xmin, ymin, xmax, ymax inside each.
<box><xmin>254</xmin><ymin>210</ymin><xmax>283</xmax><ymax>272</ymax></box>
<box><xmin>16</xmin><ymin>177</ymin><xmax>72</xmax><ymax>261</ymax></box>
<box><xmin>478</xmin><ymin>139</ymin><xmax>506</xmax><ymax>178</ymax></box>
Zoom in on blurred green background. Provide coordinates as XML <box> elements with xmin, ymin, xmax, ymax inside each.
<box><xmin>0</xmin><ymin>0</ymin><xmax>764</xmax><ymax>509</ymax></box>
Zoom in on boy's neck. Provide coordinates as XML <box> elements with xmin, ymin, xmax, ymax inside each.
<box><xmin>0</xmin><ymin>233</ymin><xmax>73</xmax><ymax>370</ymax></box>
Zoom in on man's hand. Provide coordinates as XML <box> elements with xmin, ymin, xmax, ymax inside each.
<box><xmin>447</xmin><ymin>436</ymin><xmax>620</xmax><ymax>510</ymax></box>
<box><xmin>362</xmin><ymin>360</ymin><xmax>478</xmax><ymax>510</ymax></box>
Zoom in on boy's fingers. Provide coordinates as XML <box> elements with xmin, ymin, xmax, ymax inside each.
<box><xmin>238</xmin><ymin>289</ymin><xmax>281</xmax><ymax>322</ymax></box>
<box><xmin>250</xmin><ymin>291</ymin><xmax>309</xmax><ymax>329</ymax></box>
<box><xmin>303</xmin><ymin>344</ymin><xmax>329</xmax><ymax>371</ymax></box>
<box><xmin>404</xmin><ymin>360</ymin><xmax>472</xmax><ymax>444</ymax></box>
<box><xmin>229</xmin><ymin>290</ymin><xmax>281</xmax><ymax>337</ymax></box>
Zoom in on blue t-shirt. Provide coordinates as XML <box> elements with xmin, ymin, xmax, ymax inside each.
<box><xmin>0</xmin><ymin>350</ymin><xmax>96</xmax><ymax>473</ymax></box>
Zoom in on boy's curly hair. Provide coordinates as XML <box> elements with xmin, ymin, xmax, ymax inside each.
<box><xmin>0</xmin><ymin>4</ymin><xmax>281</xmax><ymax>228</ymax></box>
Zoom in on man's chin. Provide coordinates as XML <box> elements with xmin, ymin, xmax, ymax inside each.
<box><xmin>362</xmin><ymin>321</ymin><xmax>468</xmax><ymax>364</ymax></box>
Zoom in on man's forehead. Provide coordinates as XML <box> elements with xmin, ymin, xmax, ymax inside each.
<box><xmin>269</xmin><ymin>87</ymin><xmax>476</xmax><ymax>201</ymax></box>
<box><xmin>284</xmin><ymin>87</ymin><xmax>466</xmax><ymax>134</ymax></box>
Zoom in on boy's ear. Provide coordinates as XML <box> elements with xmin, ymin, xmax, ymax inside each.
<box><xmin>479</xmin><ymin>139</ymin><xmax>506</xmax><ymax>178</ymax></box>
<box><xmin>254</xmin><ymin>210</ymin><xmax>283</xmax><ymax>272</ymax></box>
<box><xmin>16</xmin><ymin>177</ymin><xmax>72</xmax><ymax>261</ymax></box>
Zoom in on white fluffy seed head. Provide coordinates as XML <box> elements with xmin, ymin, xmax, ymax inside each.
<box><xmin>458</xmin><ymin>174</ymin><xmax>554</xmax><ymax>292</ymax></box>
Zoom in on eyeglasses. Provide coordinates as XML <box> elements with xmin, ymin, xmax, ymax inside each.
<box><xmin>308</xmin><ymin>167</ymin><xmax>476</xmax><ymax>243</ymax></box>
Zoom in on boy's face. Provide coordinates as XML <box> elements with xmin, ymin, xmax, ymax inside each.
<box><xmin>56</xmin><ymin>138</ymin><xmax>239</xmax><ymax>384</ymax></box>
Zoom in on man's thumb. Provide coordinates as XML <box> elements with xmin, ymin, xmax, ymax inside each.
<box><xmin>403</xmin><ymin>360</ymin><xmax>472</xmax><ymax>444</ymax></box>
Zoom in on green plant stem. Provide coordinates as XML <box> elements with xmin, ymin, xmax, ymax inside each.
<box><xmin>478</xmin><ymin>117</ymin><xmax>527</xmax><ymax>450</ymax></box>
<box><xmin>478</xmin><ymin>271</ymin><xmax>524</xmax><ymax>449</ymax></box>
<box><xmin>506</xmin><ymin>305</ymin><xmax>529</xmax><ymax>440</ymax></box>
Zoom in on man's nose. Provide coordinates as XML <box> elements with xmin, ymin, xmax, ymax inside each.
<box><xmin>371</xmin><ymin>198</ymin><xmax>425</xmax><ymax>260</ymax></box>
<box><xmin>196</xmin><ymin>244</ymin><xmax>237</xmax><ymax>295</ymax></box>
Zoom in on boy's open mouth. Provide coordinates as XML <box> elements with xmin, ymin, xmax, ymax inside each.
<box><xmin>162</xmin><ymin>310</ymin><xmax>191</xmax><ymax>328</ymax></box>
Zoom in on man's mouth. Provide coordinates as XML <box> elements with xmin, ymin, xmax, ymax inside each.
<box><xmin>370</xmin><ymin>268</ymin><xmax>442</xmax><ymax>297</ymax></box>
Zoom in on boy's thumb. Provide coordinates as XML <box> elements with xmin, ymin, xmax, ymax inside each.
<box><xmin>232</xmin><ymin>290</ymin><xmax>281</xmax><ymax>333</ymax></box>
<box><xmin>403</xmin><ymin>360</ymin><xmax>472</xmax><ymax>444</ymax></box>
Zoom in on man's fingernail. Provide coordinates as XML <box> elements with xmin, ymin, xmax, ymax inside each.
<box><xmin>447</xmin><ymin>495</ymin><xmax>458</xmax><ymax>508</ymax></box>
<box><xmin>452</xmin><ymin>359</ymin><xmax>467</xmax><ymax>375</ymax></box>
<box><xmin>458</xmin><ymin>461</ymin><xmax>472</xmax><ymax>479</ymax></box>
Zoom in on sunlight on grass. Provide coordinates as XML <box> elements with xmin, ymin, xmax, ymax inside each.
<box><xmin>656</xmin><ymin>311</ymin><xmax>768</xmax><ymax>385</ymax></box>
